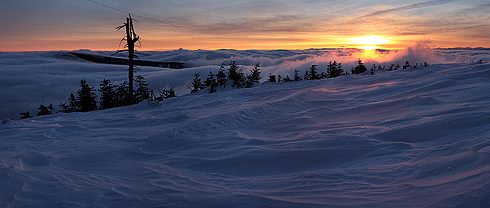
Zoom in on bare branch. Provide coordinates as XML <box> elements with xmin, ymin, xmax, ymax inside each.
<box><xmin>111</xmin><ymin>50</ymin><xmax>128</xmax><ymax>56</ymax></box>
<box><xmin>116</xmin><ymin>24</ymin><xmax>127</xmax><ymax>31</ymax></box>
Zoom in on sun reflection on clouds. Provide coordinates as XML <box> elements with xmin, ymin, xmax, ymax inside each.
<box><xmin>344</xmin><ymin>36</ymin><xmax>393</xmax><ymax>50</ymax></box>
<box><xmin>1</xmin><ymin>0</ymin><xmax>489</xmax><ymax>51</ymax></box>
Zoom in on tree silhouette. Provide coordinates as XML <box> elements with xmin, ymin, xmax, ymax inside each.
<box><xmin>76</xmin><ymin>79</ymin><xmax>97</xmax><ymax>112</ymax></box>
<box><xmin>99</xmin><ymin>79</ymin><xmax>117</xmax><ymax>109</ymax></box>
<box><xmin>305</xmin><ymin>65</ymin><xmax>319</xmax><ymax>80</ymax></box>
<box><xmin>352</xmin><ymin>59</ymin><xmax>367</xmax><ymax>74</ymax></box>
<box><xmin>227</xmin><ymin>61</ymin><xmax>245</xmax><ymax>88</ymax></box>
<box><xmin>37</xmin><ymin>102</ymin><xmax>54</xmax><ymax>116</ymax></box>
<box><xmin>327</xmin><ymin>61</ymin><xmax>343</xmax><ymax>78</ymax></box>
<box><xmin>216</xmin><ymin>64</ymin><xmax>228</xmax><ymax>87</ymax></box>
<box><xmin>294</xmin><ymin>69</ymin><xmax>302</xmax><ymax>81</ymax></box>
<box><xmin>205</xmin><ymin>70</ymin><xmax>218</xmax><ymax>93</ymax></box>
<box><xmin>245</xmin><ymin>63</ymin><xmax>261</xmax><ymax>88</ymax></box>
<box><xmin>403</xmin><ymin>61</ymin><xmax>411</xmax><ymax>69</ymax></box>
<box><xmin>116</xmin><ymin>14</ymin><xmax>140</xmax><ymax>105</ymax></box>
<box><xmin>282</xmin><ymin>75</ymin><xmax>293</xmax><ymax>82</ymax></box>
<box><xmin>59</xmin><ymin>93</ymin><xmax>78</xmax><ymax>113</ymax></box>
<box><xmin>189</xmin><ymin>72</ymin><xmax>205</xmax><ymax>93</ymax></box>
<box><xmin>134</xmin><ymin>75</ymin><xmax>150</xmax><ymax>103</ymax></box>
<box><xmin>115</xmin><ymin>80</ymin><xmax>130</xmax><ymax>106</ymax></box>
<box><xmin>159</xmin><ymin>88</ymin><xmax>176</xmax><ymax>100</ymax></box>
<box><xmin>20</xmin><ymin>111</ymin><xmax>31</xmax><ymax>119</ymax></box>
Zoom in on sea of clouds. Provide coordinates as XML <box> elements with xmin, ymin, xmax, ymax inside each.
<box><xmin>1</xmin><ymin>46</ymin><xmax>489</xmax><ymax>120</ymax></box>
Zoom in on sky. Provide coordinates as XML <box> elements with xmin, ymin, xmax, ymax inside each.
<box><xmin>1</xmin><ymin>0</ymin><xmax>489</xmax><ymax>51</ymax></box>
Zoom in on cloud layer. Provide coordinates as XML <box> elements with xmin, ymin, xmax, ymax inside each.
<box><xmin>1</xmin><ymin>47</ymin><xmax>489</xmax><ymax>119</ymax></box>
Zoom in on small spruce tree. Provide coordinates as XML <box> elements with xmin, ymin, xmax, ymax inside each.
<box><xmin>189</xmin><ymin>72</ymin><xmax>205</xmax><ymax>93</ymax></box>
<box><xmin>20</xmin><ymin>111</ymin><xmax>31</xmax><ymax>119</ymax></box>
<box><xmin>294</xmin><ymin>69</ymin><xmax>302</xmax><ymax>81</ymax></box>
<box><xmin>227</xmin><ymin>61</ymin><xmax>245</xmax><ymax>88</ymax></box>
<box><xmin>216</xmin><ymin>63</ymin><xmax>228</xmax><ymax>87</ymax></box>
<box><xmin>134</xmin><ymin>75</ymin><xmax>150</xmax><ymax>103</ymax></box>
<box><xmin>99</xmin><ymin>79</ymin><xmax>117</xmax><ymax>110</ymax></box>
<box><xmin>403</xmin><ymin>61</ymin><xmax>411</xmax><ymax>69</ymax></box>
<box><xmin>282</xmin><ymin>75</ymin><xmax>293</xmax><ymax>82</ymax></box>
<box><xmin>59</xmin><ymin>93</ymin><xmax>78</xmax><ymax>113</ymax></box>
<box><xmin>115</xmin><ymin>80</ymin><xmax>130</xmax><ymax>107</ymax></box>
<box><xmin>37</xmin><ymin>102</ymin><xmax>54</xmax><ymax>116</ymax></box>
<box><xmin>327</xmin><ymin>61</ymin><xmax>343</xmax><ymax>78</ymax></box>
<box><xmin>311</xmin><ymin>65</ymin><xmax>320</xmax><ymax>80</ymax></box>
<box><xmin>205</xmin><ymin>70</ymin><xmax>218</xmax><ymax>93</ymax></box>
<box><xmin>76</xmin><ymin>79</ymin><xmax>97</xmax><ymax>112</ymax></box>
<box><xmin>159</xmin><ymin>87</ymin><xmax>177</xmax><ymax>99</ymax></box>
<box><xmin>245</xmin><ymin>63</ymin><xmax>261</xmax><ymax>88</ymax></box>
<box><xmin>352</xmin><ymin>59</ymin><xmax>367</xmax><ymax>74</ymax></box>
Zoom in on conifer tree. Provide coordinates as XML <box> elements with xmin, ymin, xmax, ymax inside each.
<box><xmin>189</xmin><ymin>72</ymin><xmax>205</xmax><ymax>93</ymax></box>
<box><xmin>304</xmin><ymin>70</ymin><xmax>310</xmax><ymax>80</ymax></box>
<box><xmin>282</xmin><ymin>75</ymin><xmax>293</xmax><ymax>82</ymax></box>
<box><xmin>403</xmin><ymin>61</ymin><xmax>411</xmax><ymax>69</ymax></box>
<box><xmin>327</xmin><ymin>61</ymin><xmax>343</xmax><ymax>78</ymax></box>
<box><xmin>134</xmin><ymin>75</ymin><xmax>150</xmax><ymax>103</ymax></box>
<box><xmin>352</xmin><ymin>59</ymin><xmax>367</xmax><ymax>74</ymax></box>
<box><xmin>115</xmin><ymin>80</ymin><xmax>130</xmax><ymax>107</ymax></box>
<box><xmin>37</xmin><ymin>102</ymin><xmax>54</xmax><ymax>116</ymax></box>
<box><xmin>159</xmin><ymin>87</ymin><xmax>177</xmax><ymax>99</ymax></box>
<box><xmin>20</xmin><ymin>111</ymin><xmax>31</xmax><ymax>119</ymax></box>
<box><xmin>227</xmin><ymin>61</ymin><xmax>245</xmax><ymax>88</ymax></box>
<box><xmin>307</xmin><ymin>65</ymin><xmax>319</xmax><ymax>80</ymax></box>
<box><xmin>245</xmin><ymin>63</ymin><xmax>261</xmax><ymax>88</ymax></box>
<box><xmin>216</xmin><ymin>63</ymin><xmax>228</xmax><ymax>86</ymax></box>
<box><xmin>76</xmin><ymin>79</ymin><xmax>97</xmax><ymax>112</ymax></box>
<box><xmin>59</xmin><ymin>93</ymin><xmax>78</xmax><ymax>113</ymax></box>
<box><xmin>99</xmin><ymin>79</ymin><xmax>117</xmax><ymax>110</ymax></box>
<box><xmin>205</xmin><ymin>70</ymin><xmax>218</xmax><ymax>93</ymax></box>
<box><xmin>294</xmin><ymin>69</ymin><xmax>302</xmax><ymax>81</ymax></box>
<box><xmin>68</xmin><ymin>93</ymin><xmax>77</xmax><ymax>111</ymax></box>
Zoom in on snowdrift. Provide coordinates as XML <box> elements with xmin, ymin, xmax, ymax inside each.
<box><xmin>2</xmin><ymin>61</ymin><xmax>490</xmax><ymax>207</ymax></box>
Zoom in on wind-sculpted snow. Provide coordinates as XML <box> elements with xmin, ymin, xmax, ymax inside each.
<box><xmin>2</xmin><ymin>62</ymin><xmax>490</xmax><ymax>207</ymax></box>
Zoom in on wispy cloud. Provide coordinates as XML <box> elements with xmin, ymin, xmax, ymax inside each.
<box><xmin>360</xmin><ymin>0</ymin><xmax>459</xmax><ymax>18</ymax></box>
<box><xmin>1</xmin><ymin>0</ymin><xmax>489</xmax><ymax>51</ymax></box>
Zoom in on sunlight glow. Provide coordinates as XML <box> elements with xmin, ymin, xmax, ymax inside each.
<box><xmin>357</xmin><ymin>46</ymin><xmax>379</xmax><ymax>50</ymax></box>
<box><xmin>344</xmin><ymin>36</ymin><xmax>392</xmax><ymax>50</ymax></box>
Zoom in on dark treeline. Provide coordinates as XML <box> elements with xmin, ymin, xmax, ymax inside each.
<box><xmin>188</xmin><ymin>59</ymin><xmax>429</xmax><ymax>95</ymax></box>
<box><xmin>21</xmin><ymin>75</ymin><xmax>176</xmax><ymax>119</ymax></box>
<box><xmin>270</xmin><ymin>59</ymin><xmax>429</xmax><ymax>83</ymax></box>
<box><xmin>22</xmin><ymin>59</ymin><xmax>429</xmax><ymax>119</ymax></box>
<box><xmin>189</xmin><ymin>61</ymin><xmax>262</xmax><ymax>94</ymax></box>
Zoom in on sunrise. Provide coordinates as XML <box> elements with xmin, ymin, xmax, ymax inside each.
<box><xmin>1</xmin><ymin>0</ymin><xmax>490</xmax><ymax>207</ymax></box>
<box><xmin>2</xmin><ymin>0</ymin><xmax>489</xmax><ymax>51</ymax></box>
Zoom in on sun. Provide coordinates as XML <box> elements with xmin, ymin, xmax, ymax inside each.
<box><xmin>344</xmin><ymin>36</ymin><xmax>392</xmax><ymax>50</ymax></box>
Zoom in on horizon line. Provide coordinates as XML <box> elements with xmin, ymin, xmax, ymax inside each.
<box><xmin>2</xmin><ymin>46</ymin><xmax>490</xmax><ymax>53</ymax></box>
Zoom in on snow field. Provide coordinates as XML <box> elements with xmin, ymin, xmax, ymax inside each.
<box><xmin>2</xmin><ymin>59</ymin><xmax>490</xmax><ymax>207</ymax></box>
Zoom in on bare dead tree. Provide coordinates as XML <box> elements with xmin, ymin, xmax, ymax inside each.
<box><xmin>116</xmin><ymin>14</ymin><xmax>140</xmax><ymax>105</ymax></box>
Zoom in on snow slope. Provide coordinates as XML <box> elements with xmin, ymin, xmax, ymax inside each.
<box><xmin>2</xmin><ymin>61</ymin><xmax>490</xmax><ymax>207</ymax></box>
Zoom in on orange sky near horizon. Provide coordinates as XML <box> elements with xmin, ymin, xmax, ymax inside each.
<box><xmin>1</xmin><ymin>0</ymin><xmax>489</xmax><ymax>52</ymax></box>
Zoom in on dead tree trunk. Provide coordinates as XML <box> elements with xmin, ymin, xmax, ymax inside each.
<box><xmin>116</xmin><ymin>14</ymin><xmax>140</xmax><ymax>105</ymax></box>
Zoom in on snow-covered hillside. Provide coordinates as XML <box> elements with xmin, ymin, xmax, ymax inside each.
<box><xmin>2</xmin><ymin>61</ymin><xmax>490</xmax><ymax>207</ymax></box>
